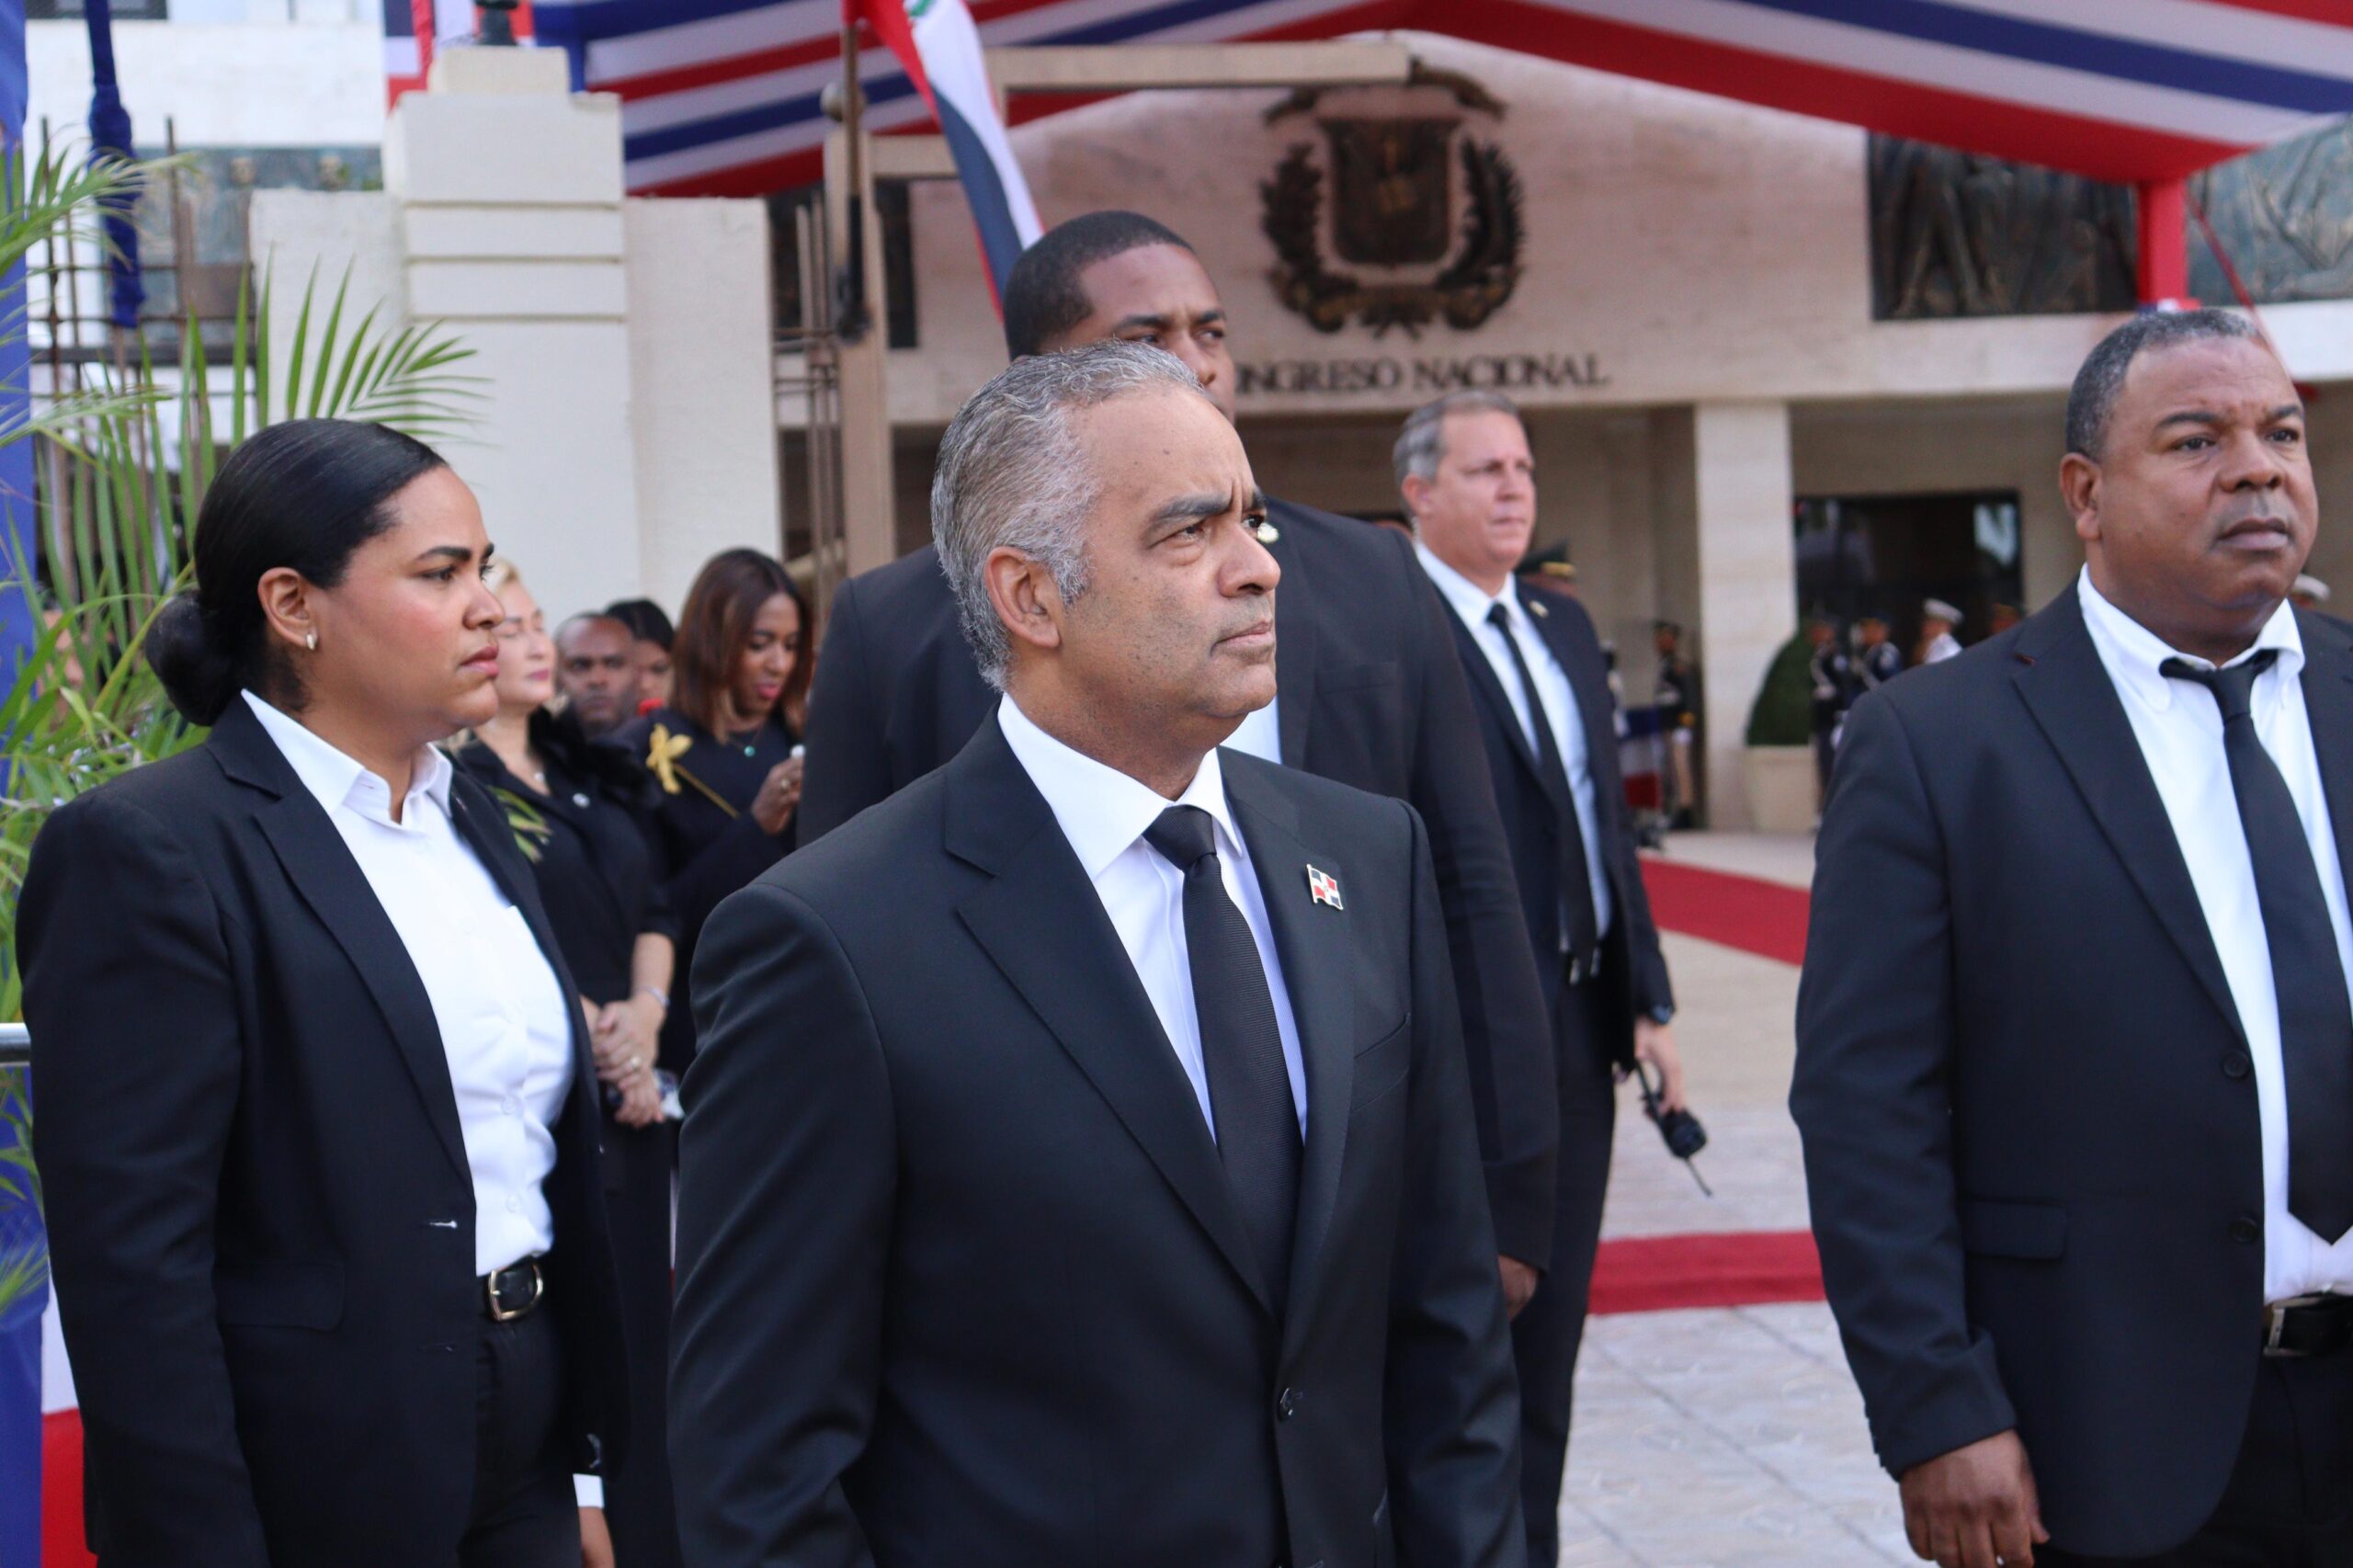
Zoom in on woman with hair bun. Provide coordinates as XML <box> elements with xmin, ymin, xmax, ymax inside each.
<box><xmin>609</xmin><ymin>548</ymin><xmax>810</xmax><ymax>1074</ymax></box>
<box><xmin>18</xmin><ymin>418</ymin><xmax>629</xmax><ymax>1568</ymax></box>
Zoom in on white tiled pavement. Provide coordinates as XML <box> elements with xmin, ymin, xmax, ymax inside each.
<box><xmin>1554</xmin><ymin>832</ymin><xmax>1916</xmax><ymax>1567</ymax></box>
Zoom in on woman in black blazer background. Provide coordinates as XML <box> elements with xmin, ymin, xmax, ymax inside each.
<box><xmin>608</xmin><ymin>549</ymin><xmax>809</xmax><ymax>1073</ymax></box>
<box><xmin>19</xmin><ymin>419</ymin><xmax>628</xmax><ymax>1568</ymax></box>
<box><xmin>455</xmin><ymin>561</ymin><xmax>682</xmax><ymax>1568</ymax></box>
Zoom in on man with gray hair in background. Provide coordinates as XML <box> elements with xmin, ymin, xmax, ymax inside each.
<box><xmin>1398</xmin><ymin>389</ymin><xmax>1686</xmax><ymax>1567</ymax></box>
<box><xmin>670</xmin><ymin>340</ymin><xmax>1527</xmax><ymax>1568</ymax></box>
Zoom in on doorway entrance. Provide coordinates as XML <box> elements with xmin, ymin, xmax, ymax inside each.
<box><xmin>1794</xmin><ymin>490</ymin><xmax>2025</xmax><ymax>660</ymax></box>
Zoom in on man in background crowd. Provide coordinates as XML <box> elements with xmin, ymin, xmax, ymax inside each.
<box><xmin>1918</xmin><ymin>598</ymin><xmax>1964</xmax><ymax>665</ymax></box>
<box><xmin>1654</xmin><ymin>619</ymin><xmax>1699</xmax><ymax>827</ymax></box>
<box><xmin>1398</xmin><ymin>388</ymin><xmax>1687</xmax><ymax>1568</ymax></box>
<box><xmin>555</xmin><ymin>611</ymin><xmax>642</xmax><ymax>740</ymax></box>
<box><xmin>1854</xmin><ymin>613</ymin><xmax>1904</xmax><ymax>692</ymax></box>
<box><xmin>797</xmin><ymin>209</ymin><xmax>1563</xmax><ymax>1310</ymax></box>
<box><xmin>1808</xmin><ymin>614</ymin><xmax>1850</xmax><ymax>800</ymax></box>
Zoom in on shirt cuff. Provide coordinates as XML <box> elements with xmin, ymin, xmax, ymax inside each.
<box><xmin>574</xmin><ymin>1474</ymin><xmax>605</xmax><ymax>1509</ymax></box>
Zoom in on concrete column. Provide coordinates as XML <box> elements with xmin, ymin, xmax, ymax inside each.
<box><xmin>1690</xmin><ymin>401</ymin><xmax>1798</xmax><ymax>831</ymax></box>
<box><xmin>384</xmin><ymin>48</ymin><xmax>640</xmax><ymax>625</ymax></box>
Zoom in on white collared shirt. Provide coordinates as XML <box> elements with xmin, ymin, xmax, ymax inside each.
<box><xmin>2076</xmin><ymin>570</ymin><xmax>2353</xmax><ymax>1301</ymax></box>
<box><xmin>241</xmin><ymin>692</ymin><xmax>574</xmax><ymax>1277</ymax></box>
<box><xmin>997</xmin><ymin>696</ymin><xmax>1306</xmax><ymax>1137</ymax></box>
<box><xmin>1416</xmin><ymin>543</ymin><xmax>1614</xmax><ymax>942</ymax></box>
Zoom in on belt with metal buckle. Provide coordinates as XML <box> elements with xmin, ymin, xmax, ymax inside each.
<box><xmin>482</xmin><ymin>1257</ymin><xmax>545</xmax><ymax>1323</ymax></box>
<box><xmin>2262</xmin><ymin>1293</ymin><xmax>2353</xmax><ymax>1358</ymax></box>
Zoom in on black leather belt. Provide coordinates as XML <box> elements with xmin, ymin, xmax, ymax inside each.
<box><xmin>2262</xmin><ymin>1293</ymin><xmax>2353</xmax><ymax>1358</ymax></box>
<box><xmin>482</xmin><ymin>1257</ymin><xmax>545</xmax><ymax>1323</ymax></box>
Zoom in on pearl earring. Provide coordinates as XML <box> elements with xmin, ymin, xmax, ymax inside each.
<box><xmin>305</xmin><ymin>631</ymin><xmax>317</xmax><ymax>652</ymax></box>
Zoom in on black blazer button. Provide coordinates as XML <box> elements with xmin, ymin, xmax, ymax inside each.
<box><xmin>1276</xmin><ymin>1387</ymin><xmax>1300</xmax><ymax>1421</ymax></box>
<box><xmin>2223</xmin><ymin>1051</ymin><xmax>2252</xmax><ymax>1080</ymax></box>
<box><xmin>2232</xmin><ymin>1216</ymin><xmax>2261</xmax><ymax>1244</ymax></box>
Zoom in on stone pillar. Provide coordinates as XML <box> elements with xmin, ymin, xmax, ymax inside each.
<box><xmin>384</xmin><ymin>48</ymin><xmax>640</xmax><ymax>624</ymax></box>
<box><xmin>1690</xmin><ymin>401</ymin><xmax>1798</xmax><ymax>832</ymax></box>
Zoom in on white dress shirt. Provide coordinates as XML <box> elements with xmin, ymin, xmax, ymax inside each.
<box><xmin>1924</xmin><ymin>631</ymin><xmax>1963</xmax><ymax>665</ymax></box>
<box><xmin>243</xmin><ymin>693</ymin><xmax>575</xmax><ymax>1278</ymax></box>
<box><xmin>997</xmin><ymin>696</ymin><xmax>1307</xmax><ymax>1137</ymax></box>
<box><xmin>1416</xmin><ymin>543</ymin><xmax>1614</xmax><ymax>941</ymax></box>
<box><xmin>2076</xmin><ymin>571</ymin><xmax>2353</xmax><ymax>1301</ymax></box>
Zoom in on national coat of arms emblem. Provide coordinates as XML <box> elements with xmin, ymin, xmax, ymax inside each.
<box><xmin>1259</xmin><ymin>67</ymin><xmax>1525</xmax><ymax>338</ymax></box>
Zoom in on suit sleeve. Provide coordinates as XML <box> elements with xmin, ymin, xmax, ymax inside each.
<box><xmin>1790</xmin><ymin>693</ymin><xmax>2015</xmax><ymax>1476</ymax></box>
<box><xmin>19</xmin><ymin>793</ymin><xmax>272</xmax><ymax>1567</ymax></box>
<box><xmin>1397</xmin><ymin>540</ymin><xmax>1560</xmax><ymax>1268</ymax></box>
<box><xmin>671</xmin><ymin>879</ymin><xmax>893</xmax><ymax>1568</ymax></box>
<box><xmin>1384</xmin><ymin>802</ymin><xmax>1529</xmax><ymax>1568</ymax></box>
<box><xmin>798</xmin><ymin>574</ymin><xmax>891</xmax><ymax>843</ymax></box>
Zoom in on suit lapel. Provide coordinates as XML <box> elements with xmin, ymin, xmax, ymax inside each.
<box><xmin>1445</xmin><ymin>606</ymin><xmax>1545</xmax><ymax>786</ymax></box>
<box><xmin>1267</xmin><ymin>500</ymin><xmax>1318</xmax><ymax>769</ymax></box>
<box><xmin>250</xmin><ymin>786</ymin><xmax>474</xmax><ymax>1183</ymax></box>
<box><xmin>948</xmin><ymin>720</ymin><xmax>1276</xmax><ymax>1319</ymax></box>
<box><xmin>2012</xmin><ymin>588</ymin><xmax>2245</xmax><ymax>1041</ymax></box>
<box><xmin>2295</xmin><ymin>610</ymin><xmax>2353</xmax><ymax>914</ymax></box>
<box><xmin>1223</xmin><ymin>759</ymin><xmax>1355</xmax><ymax>1344</ymax></box>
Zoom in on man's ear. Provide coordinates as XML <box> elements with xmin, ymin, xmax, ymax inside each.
<box><xmin>1399</xmin><ymin>473</ymin><xmax>1430</xmax><ymax>527</ymax></box>
<box><xmin>983</xmin><ymin>546</ymin><xmax>1064</xmax><ymax>660</ymax></box>
<box><xmin>2060</xmin><ymin>453</ymin><xmax>2102</xmax><ymax>546</ymax></box>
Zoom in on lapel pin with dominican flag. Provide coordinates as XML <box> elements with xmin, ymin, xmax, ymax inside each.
<box><xmin>1307</xmin><ymin>865</ymin><xmax>1343</xmax><ymax>910</ymax></box>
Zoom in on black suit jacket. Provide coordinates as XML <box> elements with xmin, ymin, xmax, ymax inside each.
<box><xmin>671</xmin><ymin>717</ymin><xmax>1526</xmax><ymax>1568</ymax></box>
<box><xmin>1439</xmin><ymin>585</ymin><xmax>1674</xmax><ymax>1056</ymax></box>
<box><xmin>1790</xmin><ymin>584</ymin><xmax>2353</xmax><ymax>1557</ymax></box>
<box><xmin>798</xmin><ymin>499</ymin><xmax>1562</xmax><ymax>1264</ymax></box>
<box><xmin>18</xmin><ymin>699</ymin><xmax>629</xmax><ymax>1568</ymax></box>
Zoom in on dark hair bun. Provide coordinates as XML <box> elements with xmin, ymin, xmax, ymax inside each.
<box><xmin>145</xmin><ymin>591</ymin><xmax>242</xmax><ymax>726</ymax></box>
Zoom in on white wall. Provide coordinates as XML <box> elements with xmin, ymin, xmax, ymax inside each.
<box><xmin>249</xmin><ymin>56</ymin><xmax>781</xmax><ymax>626</ymax></box>
<box><xmin>27</xmin><ymin>17</ymin><xmax>385</xmax><ymax>149</ymax></box>
<box><xmin>624</xmin><ymin>198</ymin><xmax>781</xmax><ymax>615</ymax></box>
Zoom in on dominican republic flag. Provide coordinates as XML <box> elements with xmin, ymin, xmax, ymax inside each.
<box><xmin>853</xmin><ymin>0</ymin><xmax>1041</xmax><ymax>304</ymax></box>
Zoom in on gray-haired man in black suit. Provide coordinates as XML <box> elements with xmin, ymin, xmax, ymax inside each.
<box><xmin>671</xmin><ymin>341</ymin><xmax>1526</xmax><ymax>1568</ymax></box>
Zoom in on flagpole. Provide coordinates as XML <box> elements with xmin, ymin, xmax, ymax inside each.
<box><xmin>836</xmin><ymin>6</ymin><xmax>870</xmax><ymax>342</ymax></box>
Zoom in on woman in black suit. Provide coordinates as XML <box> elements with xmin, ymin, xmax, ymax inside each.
<box><xmin>609</xmin><ymin>549</ymin><xmax>809</xmax><ymax>1073</ymax></box>
<box><xmin>454</xmin><ymin>562</ymin><xmax>681</xmax><ymax>1568</ymax></box>
<box><xmin>19</xmin><ymin>420</ymin><xmax>627</xmax><ymax>1568</ymax></box>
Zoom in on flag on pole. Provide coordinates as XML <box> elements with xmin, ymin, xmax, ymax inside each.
<box><xmin>848</xmin><ymin>0</ymin><xmax>1040</xmax><ymax>306</ymax></box>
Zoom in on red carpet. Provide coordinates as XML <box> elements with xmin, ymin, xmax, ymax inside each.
<box><xmin>43</xmin><ymin>1411</ymin><xmax>94</xmax><ymax>1568</ymax></box>
<box><xmin>1588</xmin><ymin>1230</ymin><xmax>1825</xmax><ymax>1316</ymax></box>
<box><xmin>1638</xmin><ymin>858</ymin><xmax>1811</xmax><ymax>967</ymax></box>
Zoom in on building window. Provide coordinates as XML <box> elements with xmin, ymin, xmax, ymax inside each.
<box><xmin>1795</xmin><ymin>491</ymin><xmax>2023</xmax><ymax>659</ymax></box>
<box><xmin>30</xmin><ymin>1</ymin><xmax>171</xmax><ymax>17</ymax></box>
<box><xmin>767</xmin><ymin>182</ymin><xmax>918</xmax><ymax>349</ymax></box>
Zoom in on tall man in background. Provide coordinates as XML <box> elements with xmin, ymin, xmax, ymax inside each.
<box><xmin>1397</xmin><ymin>390</ymin><xmax>1687</xmax><ymax>1566</ymax></box>
<box><xmin>672</xmin><ymin>343</ymin><xmax>1525</xmax><ymax>1568</ymax></box>
<box><xmin>554</xmin><ymin>611</ymin><xmax>641</xmax><ymax>740</ymax></box>
<box><xmin>799</xmin><ymin>210</ymin><xmax>1563</xmax><ymax>1302</ymax></box>
<box><xmin>1797</xmin><ymin>309</ymin><xmax>2353</xmax><ymax>1566</ymax></box>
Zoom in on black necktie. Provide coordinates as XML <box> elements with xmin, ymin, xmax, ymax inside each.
<box><xmin>2164</xmin><ymin>649</ymin><xmax>2353</xmax><ymax>1243</ymax></box>
<box><xmin>1144</xmin><ymin>804</ymin><xmax>1300</xmax><ymax>1310</ymax></box>
<box><xmin>1488</xmin><ymin>602</ymin><xmax>1600</xmax><ymax>964</ymax></box>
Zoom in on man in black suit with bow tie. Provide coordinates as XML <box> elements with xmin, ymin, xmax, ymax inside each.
<box><xmin>1797</xmin><ymin>309</ymin><xmax>2353</xmax><ymax>1568</ymax></box>
<box><xmin>798</xmin><ymin>212</ymin><xmax>1561</xmax><ymax>1307</ymax></box>
<box><xmin>1396</xmin><ymin>389</ymin><xmax>1686</xmax><ymax>1567</ymax></box>
<box><xmin>670</xmin><ymin>341</ymin><xmax>1525</xmax><ymax>1568</ymax></box>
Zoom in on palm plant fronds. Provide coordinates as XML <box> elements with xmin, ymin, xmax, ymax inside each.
<box><xmin>0</xmin><ymin>131</ymin><xmax>483</xmax><ymax>1321</ymax></box>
